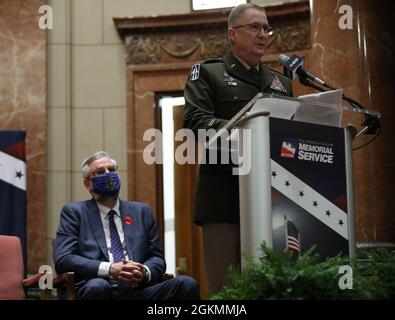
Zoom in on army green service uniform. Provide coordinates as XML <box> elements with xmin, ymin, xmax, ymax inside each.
<box><xmin>183</xmin><ymin>52</ymin><xmax>293</xmax><ymax>226</ymax></box>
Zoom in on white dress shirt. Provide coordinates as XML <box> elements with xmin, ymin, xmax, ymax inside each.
<box><xmin>96</xmin><ymin>199</ymin><xmax>151</xmax><ymax>281</ymax></box>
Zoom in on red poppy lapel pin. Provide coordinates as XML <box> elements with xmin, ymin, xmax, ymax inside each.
<box><xmin>124</xmin><ymin>214</ymin><xmax>133</xmax><ymax>225</ymax></box>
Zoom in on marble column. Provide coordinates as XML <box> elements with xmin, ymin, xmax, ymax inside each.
<box><xmin>0</xmin><ymin>0</ymin><xmax>46</xmax><ymax>271</ymax></box>
<box><xmin>308</xmin><ymin>0</ymin><xmax>395</xmax><ymax>242</ymax></box>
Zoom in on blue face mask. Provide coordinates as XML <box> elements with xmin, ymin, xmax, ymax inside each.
<box><xmin>91</xmin><ymin>172</ymin><xmax>121</xmax><ymax>196</ymax></box>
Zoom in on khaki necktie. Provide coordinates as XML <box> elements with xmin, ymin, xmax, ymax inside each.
<box><xmin>249</xmin><ymin>67</ymin><xmax>260</xmax><ymax>82</ymax></box>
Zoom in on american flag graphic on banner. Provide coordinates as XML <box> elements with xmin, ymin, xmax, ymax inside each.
<box><xmin>286</xmin><ymin>220</ymin><xmax>301</xmax><ymax>254</ymax></box>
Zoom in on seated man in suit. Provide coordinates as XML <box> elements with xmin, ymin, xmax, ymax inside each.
<box><xmin>53</xmin><ymin>151</ymin><xmax>199</xmax><ymax>300</ymax></box>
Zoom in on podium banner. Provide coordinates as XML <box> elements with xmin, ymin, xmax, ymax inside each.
<box><xmin>269</xmin><ymin>118</ymin><xmax>349</xmax><ymax>258</ymax></box>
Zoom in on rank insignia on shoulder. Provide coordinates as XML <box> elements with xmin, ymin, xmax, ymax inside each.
<box><xmin>270</xmin><ymin>74</ymin><xmax>288</xmax><ymax>93</ymax></box>
<box><xmin>190</xmin><ymin>64</ymin><xmax>200</xmax><ymax>81</ymax></box>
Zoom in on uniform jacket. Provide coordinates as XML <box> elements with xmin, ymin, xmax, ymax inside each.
<box><xmin>183</xmin><ymin>51</ymin><xmax>293</xmax><ymax>224</ymax></box>
<box><xmin>52</xmin><ymin>199</ymin><xmax>166</xmax><ymax>283</ymax></box>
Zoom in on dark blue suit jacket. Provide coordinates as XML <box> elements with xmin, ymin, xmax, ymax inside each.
<box><xmin>52</xmin><ymin>199</ymin><xmax>166</xmax><ymax>283</ymax></box>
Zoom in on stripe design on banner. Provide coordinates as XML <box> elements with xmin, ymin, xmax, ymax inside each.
<box><xmin>0</xmin><ymin>151</ymin><xmax>26</xmax><ymax>191</ymax></box>
<box><xmin>271</xmin><ymin>159</ymin><xmax>348</xmax><ymax>240</ymax></box>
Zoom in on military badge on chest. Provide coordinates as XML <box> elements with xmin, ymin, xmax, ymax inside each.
<box><xmin>269</xmin><ymin>73</ymin><xmax>288</xmax><ymax>94</ymax></box>
<box><xmin>224</xmin><ymin>72</ymin><xmax>238</xmax><ymax>86</ymax></box>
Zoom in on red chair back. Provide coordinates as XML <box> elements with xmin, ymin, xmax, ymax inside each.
<box><xmin>0</xmin><ymin>235</ymin><xmax>25</xmax><ymax>299</ymax></box>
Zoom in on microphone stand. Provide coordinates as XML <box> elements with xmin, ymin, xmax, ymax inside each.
<box><xmin>298</xmin><ymin>77</ymin><xmax>381</xmax><ymax>139</ymax></box>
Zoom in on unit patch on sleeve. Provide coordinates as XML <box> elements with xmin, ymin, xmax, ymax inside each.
<box><xmin>190</xmin><ymin>64</ymin><xmax>201</xmax><ymax>81</ymax></box>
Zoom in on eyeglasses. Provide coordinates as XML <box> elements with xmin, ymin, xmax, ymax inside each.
<box><xmin>233</xmin><ymin>23</ymin><xmax>274</xmax><ymax>36</ymax></box>
<box><xmin>90</xmin><ymin>165</ymin><xmax>117</xmax><ymax>178</ymax></box>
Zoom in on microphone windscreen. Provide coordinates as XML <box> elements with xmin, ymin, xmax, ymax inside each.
<box><xmin>277</xmin><ymin>54</ymin><xmax>290</xmax><ymax>66</ymax></box>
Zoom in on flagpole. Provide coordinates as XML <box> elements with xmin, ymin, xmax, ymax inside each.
<box><xmin>284</xmin><ymin>215</ymin><xmax>288</xmax><ymax>252</ymax></box>
<box><xmin>298</xmin><ymin>231</ymin><xmax>301</xmax><ymax>257</ymax></box>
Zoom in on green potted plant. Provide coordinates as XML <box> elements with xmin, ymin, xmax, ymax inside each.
<box><xmin>211</xmin><ymin>243</ymin><xmax>395</xmax><ymax>300</ymax></box>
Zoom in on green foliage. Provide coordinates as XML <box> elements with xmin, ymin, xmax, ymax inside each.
<box><xmin>211</xmin><ymin>243</ymin><xmax>395</xmax><ymax>300</ymax></box>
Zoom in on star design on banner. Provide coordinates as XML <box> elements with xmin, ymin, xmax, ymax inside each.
<box><xmin>15</xmin><ymin>171</ymin><xmax>24</xmax><ymax>179</ymax></box>
<box><xmin>0</xmin><ymin>151</ymin><xmax>26</xmax><ymax>191</ymax></box>
<box><xmin>270</xmin><ymin>160</ymin><xmax>349</xmax><ymax>240</ymax></box>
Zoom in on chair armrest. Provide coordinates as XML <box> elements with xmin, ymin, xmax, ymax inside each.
<box><xmin>22</xmin><ymin>272</ymin><xmax>73</xmax><ymax>288</ymax></box>
<box><xmin>51</xmin><ymin>272</ymin><xmax>75</xmax><ymax>300</ymax></box>
<box><xmin>53</xmin><ymin>273</ymin><xmax>68</xmax><ymax>288</ymax></box>
<box><xmin>22</xmin><ymin>273</ymin><xmax>44</xmax><ymax>288</ymax></box>
<box><xmin>22</xmin><ymin>272</ymin><xmax>75</xmax><ymax>300</ymax></box>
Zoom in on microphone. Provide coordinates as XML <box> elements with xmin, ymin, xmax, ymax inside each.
<box><xmin>277</xmin><ymin>54</ymin><xmax>326</xmax><ymax>86</ymax></box>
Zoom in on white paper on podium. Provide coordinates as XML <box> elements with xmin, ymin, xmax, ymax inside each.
<box><xmin>247</xmin><ymin>96</ymin><xmax>301</xmax><ymax>120</ymax></box>
<box><xmin>294</xmin><ymin>89</ymin><xmax>343</xmax><ymax>127</ymax></box>
<box><xmin>228</xmin><ymin>97</ymin><xmax>300</xmax><ymax>149</ymax></box>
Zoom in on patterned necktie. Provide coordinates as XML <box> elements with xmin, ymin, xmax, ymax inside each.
<box><xmin>108</xmin><ymin>210</ymin><xmax>131</xmax><ymax>298</ymax></box>
<box><xmin>108</xmin><ymin>210</ymin><xmax>125</xmax><ymax>262</ymax></box>
<box><xmin>249</xmin><ymin>67</ymin><xmax>260</xmax><ymax>82</ymax></box>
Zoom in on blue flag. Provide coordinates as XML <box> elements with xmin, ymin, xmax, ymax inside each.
<box><xmin>0</xmin><ymin>131</ymin><xmax>27</xmax><ymax>270</ymax></box>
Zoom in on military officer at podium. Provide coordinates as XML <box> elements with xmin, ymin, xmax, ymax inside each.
<box><xmin>183</xmin><ymin>3</ymin><xmax>293</xmax><ymax>296</ymax></box>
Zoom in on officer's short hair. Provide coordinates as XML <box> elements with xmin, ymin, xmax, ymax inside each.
<box><xmin>228</xmin><ymin>3</ymin><xmax>266</xmax><ymax>28</ymax></box>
